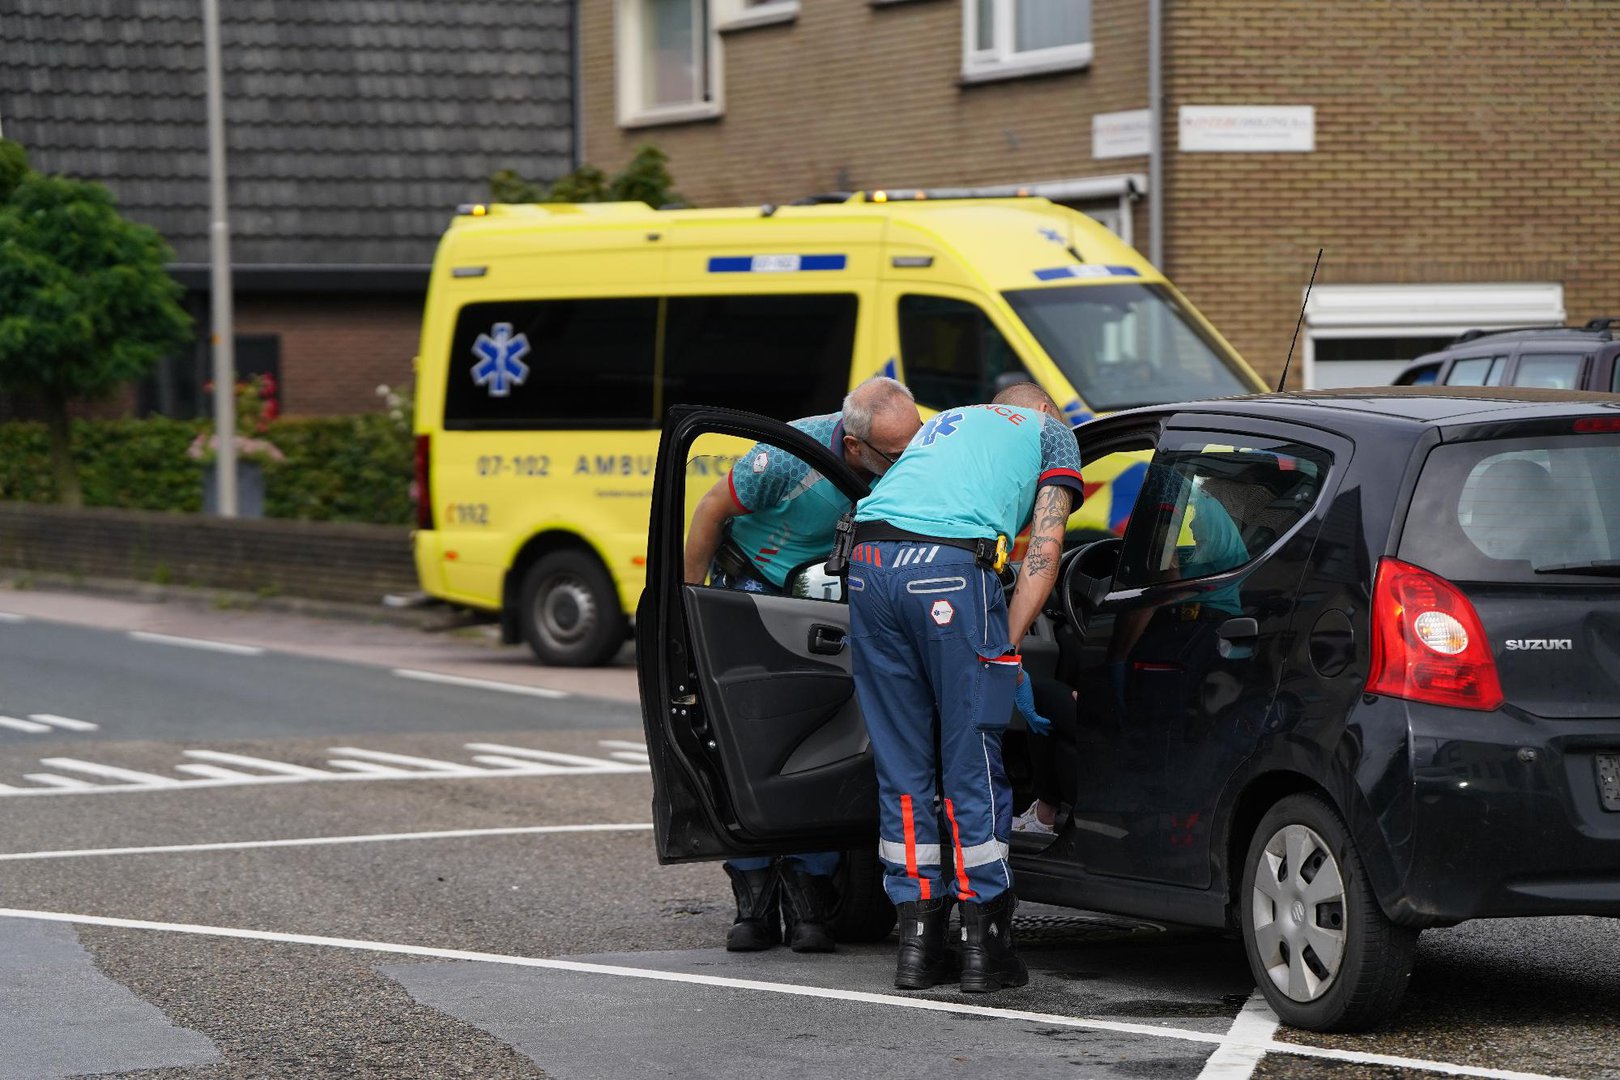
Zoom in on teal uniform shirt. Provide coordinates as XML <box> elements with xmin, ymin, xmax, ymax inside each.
<box><xmin>855</xmin><ymin>404</ymin><xmax>1085</xmax><ymax>540</ymax></box>
<box><xmin>725</xmin><ymin>413</ymin><xmax>853</xmax><ymax>587</ymax></box>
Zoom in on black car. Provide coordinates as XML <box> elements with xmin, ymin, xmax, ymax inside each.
<box><xmin>636</xmin><ymin>389</ymin><xmax>1620</xmax><ymax>1032</ymax></box>
<box><xmin>1392</xmin><ymin>317</ymin><xmax>1620</xmax><ymax>391</ymax></box>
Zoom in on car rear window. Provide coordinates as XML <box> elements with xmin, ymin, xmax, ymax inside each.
<box><xmin>1400</xmin><ymin>434</ymin><xmax>1620</xmax><ymax>582</ymax></box>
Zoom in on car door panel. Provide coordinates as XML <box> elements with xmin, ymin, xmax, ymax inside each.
<box><xmin>1062</xmin><ymin>419</ymin><xmax>1350</xmax><ymax>890</ymax></box>
<box><xmin>683</xmin><ymin>586</ymin><xmax>875</xmax><ymax>838</ymax></box>
<box><xmin>641</xmin><ymin>405</ymin><xmax>875</xmax><ymax>864</ymax></box>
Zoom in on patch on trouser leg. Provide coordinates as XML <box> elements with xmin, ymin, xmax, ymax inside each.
<box><xmin>929</xmin><ymin>599</ymin><xmax>955</xmax><ymax>626</ymax></box>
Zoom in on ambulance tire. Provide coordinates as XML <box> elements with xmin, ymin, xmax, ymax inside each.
<box><xmin>829</xmin><ymin>845</ymin><xmax>898</xmax><ymax>942</ymax></box>
<box><xmin>519</xmin><ymin>550</ymin><xmax>626</xmax><ymax>668</ymax></box>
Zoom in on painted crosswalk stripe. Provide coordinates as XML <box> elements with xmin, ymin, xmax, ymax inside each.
<box><xmin>325</xmin><ymin>760</ymin><xmax>414</xmax><ymax>776</ymax></box>
<box><xmin>128</xmin><ymin>631</ymin><xmax>265</xmax><ymax>656</ymax></box>
<box><xmin>36</xmin><ymin>759</ymin><xmax>180</xmax><ymax>785</ymax></box>
<box><xmin>391</xmin><ymin>669</ymin><xmax>568</xmax><ymax>699</ymax></box>
<box><xmin>180</xmin><ymin>750</ymin><xmax>329</xmax><ymax>777</ymax></box>
<box><xmin>598</xmin><ymin>740</ymin><xmax>649</xmax><ymax>752</ymax></box>
<box><xmin>173</xmin><ymin>764</ymin><xmax>260</xmax><ymax>781</ymax></box>
<box><xmin>0</xmin><ymin>716</ymin><xmax>52</xmax><ymax>734</ymax></box>
<box><xmin>29</xmin><ymin>714</ymin><xmax>98</xmax><ymax>732</ymax></box>
<box><xmin>324</xmin><ymin>748</ymin><xmax>481</xmax><ymax>775</ymax></box>
<box><xmin>465</xmin><ymin>744</ymin><xmax>642</xmax><ymax>770</ymax></box>
<box><xmin>0</xmin><ymin>613</ymin><xmax>26</xmax><ymax>624</ymax></box>
<box><xmin>21</xmin><ymin>774</ymin><xmax>97</xmax><ymax>790</ymax></box>
<box><xmin>468</xmin><ymin>755</ymin><xmax>574</xmax><ymax>774</ymax></box>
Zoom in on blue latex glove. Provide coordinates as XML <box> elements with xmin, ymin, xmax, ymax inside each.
<box><xmin>1013</xmin><ymin>669</ymin><xmax>1053</xmax><ymax>736</ymax></box>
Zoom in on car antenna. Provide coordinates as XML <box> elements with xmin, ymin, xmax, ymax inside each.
<box><xmin>1276</xmin><ymin>247</ymin><xmax>1323</xmax><ymax>393</ymax></box>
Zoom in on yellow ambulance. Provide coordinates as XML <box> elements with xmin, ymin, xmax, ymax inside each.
<box><xmin>412</xmin><ymin>193</ymin><xmax>1265</xmax><ymax>666</ymax></box>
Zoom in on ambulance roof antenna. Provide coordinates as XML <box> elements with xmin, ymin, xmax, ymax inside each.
<box><xmin>1277</xmin><ymin>248</ymin><xmax>1323</xmax><ymax>393</ymax></box>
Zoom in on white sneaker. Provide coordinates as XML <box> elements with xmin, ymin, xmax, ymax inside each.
<box><xmin>1012</xmin><ymin>801</ymin><xmax>1055</xmax><ymax>836</ymax></box>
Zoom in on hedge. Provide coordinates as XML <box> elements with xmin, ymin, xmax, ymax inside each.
<box><xmin>0</xmin><ymin>415</ymin><xmax>413</xmax><ymax>525</ymax></box>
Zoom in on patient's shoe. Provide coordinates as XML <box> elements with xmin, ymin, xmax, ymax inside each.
<box><xmin>1012</xmin><ymin>801</ymin><xmax>1055</xmax><ymax>836</ymax></box>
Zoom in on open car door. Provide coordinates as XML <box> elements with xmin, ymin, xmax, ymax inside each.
<box><xmin>638</xmin><ymin>405</ymin><xmax>876</xmax><ymax>863</ymax></box>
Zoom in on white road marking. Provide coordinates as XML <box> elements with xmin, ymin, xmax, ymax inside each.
<box><xmin>21</xmin><ymin>774</ymin><xmax>96</xmax><ymax>789</ymax></box>
<box><xmin>392</xmin><ymin>669</ymin><xmax>568</xmax><ymax>699</ymax></box>
<box><xmin>128</xmin><ymin>631</ymin><xmax>265</xmax><ymax>656</ymax></box>
<box><xmin>181</xmin><ymin>750</ymin><xmax>330</xmax><ymax>777</ymax></box>
<box><xmin>30</xmin><ymin>714</ymin><xmax>98</xmax><ymax>732</ymax></box>
<box><xmin>1195</xmin><ymin>989</ymin><xmax>1280</xmax><ymax>1080</ymax></box>
<box><xmin>324</xmin><ymin>748</ymin><xmax>482</xmax><ymax>775</ymax></box>
<box><xmin>607</xmin><ymin>750</ymin><xmax>651</xmax><ymax>764</ymax></box>
<box><xmin>0</xmin><ymin>907</ymin><xmax>1570</xmax><ymax>1080</ymax></box>
<box><xmin>36</xmin><ymin>759</ymin><xmax>181</xmax><ymax>785</ymax></box>
<box><xmin>0</xmin><ymin>612</ymin><xmax>26</xmax><ymax>624</ymax></box>
<box><xmin>0</xmin><ymin>741</ymin><xmax>648</xmax><ymax>797</ymax></box>
<box><xmin>598</xmin><ymin>740</ymin><xmax>649</xmax><ymax>752</ymax></box>
<box><xmin>0</xmin><ymin>822</ymin><xmax>655</xmax><ymax>861</ymax></box>
<box><xmin>0</xmin><ymin>716</ymin><xmax>52</xmax><ymax>734</ymax></box>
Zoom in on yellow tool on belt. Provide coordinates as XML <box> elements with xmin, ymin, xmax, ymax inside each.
<box><xmin>993</xmin><ymin>535</ymin><xmax>1010</xmax><ymax>573</ymax></box>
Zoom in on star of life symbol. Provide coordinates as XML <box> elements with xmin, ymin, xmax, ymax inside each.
<box><xmin>471</xmin><ymin>323</ymin><xmax>531</xmax><ymax>397</ymax></box>
<box><xmin>1038</xmin><ymin>227</ymin><xmax>1065</xmax><ymax>244</ymax></box>
<box><xmin>930</xmin><ymin>599</ymin><xmax>955</xmax><ymax>626</ymax></box>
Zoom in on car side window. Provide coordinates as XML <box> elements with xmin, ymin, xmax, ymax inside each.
<box><xmin>1114</xmin><ymin>437</ymin><xmax>1330</xmax><ymax>590</ymax></box>
<box><xmin>898</xmin><ymin>295</ymin><xmax>1029</xmax><ymax>411</ymax></box>
<box><xmin>1444</xmin><ymin>355</ymin><xmax>1506</xmax><ymax>387</ymax></box>
<box><xmin>1511</xmin><ymin>352</ymin><xmax>1584</xmax><ymax>390</ymax></box>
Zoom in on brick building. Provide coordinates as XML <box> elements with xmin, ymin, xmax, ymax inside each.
<box><xmin>0</xmin><ymin>0</ymin><xmax>575</xmax><ymax>418</ymax></box>
<box><xmin>582</xmin><ymin>0</ymin><xmax>1619</xmax><ymax>388</ymax></box>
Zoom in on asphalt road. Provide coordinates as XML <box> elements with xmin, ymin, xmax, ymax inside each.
<box><xmin>0</xmin><ymin>595</ymin><xmax>1616</xmax><ymax>1080</ymax></box>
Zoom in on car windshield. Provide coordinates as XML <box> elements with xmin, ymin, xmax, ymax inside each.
<box><xmin>1003</xmin><ymin>283</ymin><xmax>1256</xmax><ymax>411</ymax></box>
<box><xmin>1400</xmin><ymin>434</ymin><xmax>1620</xmax><ymax>583</ymax></box>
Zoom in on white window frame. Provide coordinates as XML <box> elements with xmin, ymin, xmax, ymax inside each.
<box><xmin>616</xmin><ymin>0</ymin><xmax>726</xmax><ymax>129</ymax></box>
<box><xmin>1300</xmin><ymin>283</ymin><xmax>1567</xmax><ymax>390</ymax></box>
<box><xmin>715</xmin><ymin>0</ymin><xmax>800</xmax><ymax>32</ymax></box>
<box><xmin>961</xmin><ymin>0</ymin><xmax>1092</xmax><ymax>85</ymax></box>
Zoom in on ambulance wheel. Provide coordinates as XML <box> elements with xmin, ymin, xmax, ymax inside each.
<box><xmin>1240</xmin><ymin>793</ymin><xmax>1417</xmax><ymax>1032</ymax></box>
<box><xmin>519</xmin><ymin>550</ymin><xmax>626</xmax><ymax>668</ymax></box>
<box><xmin>829</xmin><ymin>845</ymin><xmax>898</xmax><ymax>942</ymax></box>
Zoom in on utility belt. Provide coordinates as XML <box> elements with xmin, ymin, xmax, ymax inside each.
<box><xmin>712</xmin><ymin>536</ymin><xmax>771</xmax><ymax>588</ymax></box>
<box><xmin>849</xmin><ymin>520</ymin><xmax>1011</xmax><ymax>576</ymax></box>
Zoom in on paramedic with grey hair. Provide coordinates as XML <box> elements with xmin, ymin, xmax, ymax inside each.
<box><xmin>683</xmin><ymin>375</ymin><xmax>921</xmax><ymax>952</ymax></box>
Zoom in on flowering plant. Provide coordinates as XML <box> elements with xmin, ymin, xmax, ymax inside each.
<box><xmin>187</xmin><ymin>373</ymin><xmax>285</xmax><ymax>464</ymax></box>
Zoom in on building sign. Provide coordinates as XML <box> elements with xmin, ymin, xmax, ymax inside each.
<box><xmin>1179</xmin><ymin>106</ymin><xmax>1315</xmax><ymax>153</ymax></box>
<box><xmin>1092</xmin><ymin>109</ymin><xmax>1152</xmax><ymax>160</ymax></box>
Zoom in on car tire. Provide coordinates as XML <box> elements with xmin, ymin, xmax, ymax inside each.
<box><xmin>1240</xmin><ymin>793</ymin><xmax>1417</xmax><ymax>1032</ymax></box>
<box><xmin>518</xmin><ymin>550</ymin><xmax>627</xmax><ymax>668</ymax></box>
<box><xmin>828</xmin><ymin>845</ymin><xmax>898</xmax><ymax>942</ymax></box>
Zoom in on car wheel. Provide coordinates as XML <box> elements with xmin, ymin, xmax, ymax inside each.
<box><xmin>518</xmin><ymin>550</ymin><xmax>626</xmax><ymax>668</ymax></box>
<box><xmin>1240</xmin><ymin>793</ymin><xmax>1417</xmax><ymax>1032</ymax></box>
<box><xmin>828</xmin><ymin>845</ymin><xmax>898</xmax><ymax>942</ymax></box>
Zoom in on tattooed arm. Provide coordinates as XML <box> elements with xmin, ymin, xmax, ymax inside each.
<box><xmin>1007</xmin><ymin>484</ymin><xmax>1074</xmax><ymax>651</ymax></box>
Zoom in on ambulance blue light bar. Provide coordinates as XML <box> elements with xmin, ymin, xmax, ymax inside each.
<box><xmin>1034</xmin><ymin>265</ymin><xmax>1140</xmax><ymax>282</ymax></box>
<box><xmin>708</xmin><ymin>255</ymin><xmax>848</xmax><ymax>273</ymax></box>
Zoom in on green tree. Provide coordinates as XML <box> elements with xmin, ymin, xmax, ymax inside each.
<box><xmin>489</xmin><ymin>144</ymin><xmax>681</xmax><ymax>208</ymax></box>
<box><xmin>0</xmin><ymin>140</ymin><xmax>192</xmax><ymax>506</ymax></box>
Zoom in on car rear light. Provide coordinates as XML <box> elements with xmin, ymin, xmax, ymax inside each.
<box><xmin>414</xmin><ymin>434</ymin><xmax>434</xmax><ymax>530</ymax></box>
<box><xmin>1368</xmin><ymin>557</ymin><xmax>1502</xmax><ymax>711</ymax></box>
<box><xmin>1574</xmin><ymin>417</ymin><xmax>1620</xmax><ymax>433</ymax></box>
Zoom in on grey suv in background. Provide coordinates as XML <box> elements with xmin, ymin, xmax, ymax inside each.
<box><xmin>1393</xmin><ymin>317</ymin><xmax>1620</xmax><ymax>390</ymax></box>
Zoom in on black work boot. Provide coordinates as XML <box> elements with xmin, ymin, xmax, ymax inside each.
<box><xmin>777</xmin><ymin>865</ymin><xmax>838</xmax><ymax>953</ymax></box>
<box><xmin>958</xmin><ymin>891</ymin><xmax>1028</xmax><ymax>993</ymax></box>
<box><xmin>893</xmin><ymin>896</ymin><xmax>957</xmax><ymax>989</ymax></box>
<box><xmin>724</xmin><ymin>864</ymin><xmax>782</xmax><ymax>952</ymax></box>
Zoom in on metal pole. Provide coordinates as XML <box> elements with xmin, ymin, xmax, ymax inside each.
<box><xmin>202</xmin><ymin>0</ymin><xmax>237</xmax><ymax>517</ymax></box>
<box><xmin>1148</xmin><ymin>0</ymin><xmax>1164</xmax><ymax>269</ymax></box>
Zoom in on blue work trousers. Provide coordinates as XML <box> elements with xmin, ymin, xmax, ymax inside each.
<box><xmin>848</xmin><ymin>540</ymin><xmax>1018</xmax><ymax>905</ymax></box>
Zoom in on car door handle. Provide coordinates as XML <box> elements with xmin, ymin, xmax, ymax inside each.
<box><xmin>1218</xmin><ymin>618</ymin><xmax>1258</xmax><ymax>640</ymax></box>
<box><xmin>809</xmin><ymin>624</ymin><xmax>847</xmax><ymax>656</ymax></box>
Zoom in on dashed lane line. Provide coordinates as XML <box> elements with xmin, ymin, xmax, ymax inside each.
<box><xmin>391</xmin><ymin>668</ymin><xmax>569</xmax><ymax>699</ymax></box>
<box><xmin>128</xmin><ymin>631</ymin><xmax>265</xmax><ymax>656</ymax></box>
<box><xmin>0</xmin><ymin>714</ymin><xmax>99</xmax><ymax>735</ymax></box>
<box><xmin>0</xmin><ymin>822</ymin><xmax>655</xmax><ymax>861</ymax></box>
<box><xmin>0</xmin><ymin>908</ymin><xmax>1572</xmax><ymax>1080</ymax></box>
